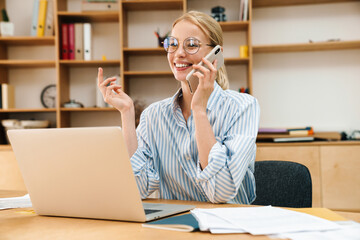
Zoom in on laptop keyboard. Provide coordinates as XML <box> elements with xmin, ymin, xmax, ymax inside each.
<box><xmin>144</xmin><ymin>209</ymin><xmax>162</xmax><ymax>215</ymax></box>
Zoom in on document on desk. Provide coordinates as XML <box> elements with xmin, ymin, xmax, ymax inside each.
<box><xmin>0</xmin><ymin>194</ymin><xmax>32</xmax><ymax>210</ymax></box>
<box><xmin>272</xmin><ymin>221</ymin><xmax>360</xmax><ymax>240</ymax></box>
<box><xmin>191</xmin><ymin>206</ymin><xmax>340</xmax><ymax>235</ymax></box>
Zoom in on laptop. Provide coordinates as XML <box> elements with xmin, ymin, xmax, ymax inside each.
<box><xmin>7</xmin><ymin>126</ymin><xmax>195</xmax><ymax>222</ymax></box>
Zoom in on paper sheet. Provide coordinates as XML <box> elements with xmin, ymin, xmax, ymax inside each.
<box><xmin>272</xmin><ymin>221</ymin><xmax>360</xmax><ymax>240</ymax></box>
<box><xmin>191</xmin><ymin>206</ymin><xmax>340</xmax><ymax>235</ymax></box>
<box><xmin>0</xmin><ymin>194</ymin><xmax>32</xmax><ymax>210</ymax></box>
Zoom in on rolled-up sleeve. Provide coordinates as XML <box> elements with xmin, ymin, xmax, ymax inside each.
<box><xmin>196</xmin><ymin>97</ymin><xmax>260</xmax><ymax>203</ymax></box>
<box><xmin>130</xmin><ymin>110</ymin><xmax>160</xmax><ymax>199</ymax></box>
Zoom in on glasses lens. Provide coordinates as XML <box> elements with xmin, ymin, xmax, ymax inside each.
<box><xmin>184</xmin><ymin>38</ymin><xmax>200</xmax><ymax>54</ymax></box>
<box><xmin>163</xmin><ymin>37</ymin><xmax>178</xmax><ymax>53</ymax></box>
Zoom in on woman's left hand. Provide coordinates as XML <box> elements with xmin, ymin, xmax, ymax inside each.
<box><xmin>191</xmin><ymin>58</ymin><xmax>218</xmax><ymax>113</ymax></box>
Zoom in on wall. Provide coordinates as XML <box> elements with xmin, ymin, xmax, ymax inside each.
<box><xmin>252</xmin><ymin>2</ymin><xmax>360</xmax><ymax>132</ymax></box>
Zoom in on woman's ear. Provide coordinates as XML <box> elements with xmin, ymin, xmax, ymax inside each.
<box><xmin>221</xmin><ymin>46</ymin><xmax>224</xmax><ymax>52</ymax></box>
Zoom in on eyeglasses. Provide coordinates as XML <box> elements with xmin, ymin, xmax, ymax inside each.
<box><xmin>163</xmin><ymin>36</ymin><xmax>215</xmax><ymax>55</ymax></box>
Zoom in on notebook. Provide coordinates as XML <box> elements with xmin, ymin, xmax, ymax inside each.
<box><xmin>7</xmin><ymin>127</ymin><xmax>195</xmax><ymax>222</ymax></box>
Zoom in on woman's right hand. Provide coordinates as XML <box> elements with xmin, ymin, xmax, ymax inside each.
<box><xmin>97</xmin><ymin>67</ymin><xmax>134</xmax><ymax>113</ymax></box>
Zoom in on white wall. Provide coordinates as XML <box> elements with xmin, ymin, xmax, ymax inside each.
<box><xmin>252</xmin><ymin>2</ymin><xmax>360</xmax><ymax>132</ymax></box>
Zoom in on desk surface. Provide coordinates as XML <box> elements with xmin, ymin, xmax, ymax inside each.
<box><xmin>1</xmin><ymin>190</ymin><xmax>359</xmax><ymax>240</ymax></box>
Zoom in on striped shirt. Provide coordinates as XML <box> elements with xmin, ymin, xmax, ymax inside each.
<box><xmin>131</xmin><ymin>82</ymin><xmax>260</xmax><ymax>204</ymax></box>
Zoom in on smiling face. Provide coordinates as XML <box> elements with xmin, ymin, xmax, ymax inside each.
<box><xmin>167</xmin><ymin>20</ymin><xmax>212</xmax><ymax>83</ymax></box>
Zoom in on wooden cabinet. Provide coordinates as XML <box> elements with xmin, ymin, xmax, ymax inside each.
<box><xmin>256</xmin><ymin>142</ymin><xmax>360</xmax><ymax>211</ymax></box>
<box><xmin>320</xmin><ymin>145</ymin><xmax>360</xmax><ymax>211</ymax></box>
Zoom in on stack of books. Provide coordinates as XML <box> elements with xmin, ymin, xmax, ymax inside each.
<box><xmin>257</xmin><ymin>127</ymin><xmax>341</xmax><ymax>142</ymax></box>
<box><xmin>31</xmin><ymin>0</ymin><xmax>54</xmax><ymax>37</ymax></box>
<box><xmin>257</xmin><ymin>127</ymin><xmax>315</xmax><ymax>143</ymax></box>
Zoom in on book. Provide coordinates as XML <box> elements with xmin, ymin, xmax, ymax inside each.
<box><xmin>68</xmin><ymin>23</ymin><xmax>75</xmax><ymax>60</ymax></box>
<box><xmin>258</xmin><ymin>128</ymin><xmax>288</xmax><ymax>134</ymax></box>
<box><xmin>239</xmin><ymin>0</ymin><xmax>244</xmax><ymax>21</ymax></box>
<box><xmin>74</xmin><ymin>23</ymin><xmax>84</xmax><ymax>60</ymax></box>
<box><xmin>61</xmin><ymin>23</ymin><xmax>69</xmax><ymax>59</ymax></box>
<box><xmin>37</xmin><ymin>0</ymin><xmax>48</xmax><ymax>37</ymax></box>
<box><xmin>142</xmin><ymin>214</ymin><xmax>199</xmax><ymax>232</ymax></box>
<box><xmin>242</xmin><ymin>0</ymin><xmax>248</xmax><ymax>21</ymax></box>
<box><xmin>81</xmin><ymin>1</ymin><xmax>119</xmax><ymax>11</ymax></box>
<box><xmin>83</xmin><ymin>23</ymin><xmax>92</xmax><ymax>60</ymax></box>
<box><xmin>31</xmin><ymin>0</ymin><xmax>40</xmax><ymax>36</ymax></box>
<box><xmin>44</xmin><ymin>0</ymin><xmax>54</xmax><ymax>36</ymax></box>
<box><xmin>273</xmin><ymin>136</ymin><xmax>314</xmax><ymax>143</ymax></box>
<box><xmin>1</xmin><ymin>83</ymin><xmax>15</xmax><ymax>109</ymax></box>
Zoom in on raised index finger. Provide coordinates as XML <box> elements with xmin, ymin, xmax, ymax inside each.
<box><xmin>97</xmin><ymin>67</ymin><xmax>104</xmax><ymax>85</ymax></box>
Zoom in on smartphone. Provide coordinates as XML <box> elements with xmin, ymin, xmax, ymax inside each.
<box><xmin>186</xmin><ymin>45</ymin><xmax>224</xmax><ymax>94</ymax></box>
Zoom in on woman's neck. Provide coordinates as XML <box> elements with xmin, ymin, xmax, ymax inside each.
<box><xmin>179</xmin><ymin>82</ymin><xmax>193</xmax><ymax>121</ymax></box>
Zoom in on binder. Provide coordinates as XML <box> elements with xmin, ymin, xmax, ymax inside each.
<box><xmin>1</xmin><ymin>83</ymin><xmax>15</xmax><ymax>109</ymax></box>
<box><xmin>243</xmin><ymin>0</ymin><xmax>248</xmax><ymax>21</ymax></box>
<box><xmin>37</xmin><ymin>0</ymin><xmax>48</xmax><ymax>37</ymax></box>
<box><xmin>61</xmin><ymin>23</ymin><xmax>69</xmax><ymax>60</ymax></box>
<box><xmin>68</xmin><ymin>23</ymin><xmax>75</xmax><ymax>60</ymax></box>
<box><xmin>31</xmin><ymin>0</ymin><xmax>40</xmax><ymax>36</ymax></box>
<box><xmin>83</xmin><ymin>23</ymin><xmax>92</xmax><ymax>61</ymax></box>
<box><xmin>44</xmin><ymin>0</ymin><xmax>54</xmax><ymax>36</ymax></box>
<box><xmin>74</xmin><ymin>23</ymin><xmax>84</xmax><ymax>60</ymax></box>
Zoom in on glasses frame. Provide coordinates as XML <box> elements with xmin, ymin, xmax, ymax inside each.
<box><xmin>163</xmin><ymin>36</ymin><xmax>215</xmax><ymax>55</ymax></box>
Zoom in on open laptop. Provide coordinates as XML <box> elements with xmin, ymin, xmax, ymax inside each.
<box><xmin>7</xmin><ymin>127</ymin><xmax>195</xmax><ymax>222</ymax></box>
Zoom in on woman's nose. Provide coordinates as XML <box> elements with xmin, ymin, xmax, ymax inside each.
<box><xmin>175</xmin><ymin>44</ymin><xmax>186</xmax><ymax>57</ymax></box>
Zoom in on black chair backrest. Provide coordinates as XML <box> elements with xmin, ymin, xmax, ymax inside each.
<box><xmin>252</xmin><ymin>160</ymin><xmax>312</xmax><ymax>208</ymax></box>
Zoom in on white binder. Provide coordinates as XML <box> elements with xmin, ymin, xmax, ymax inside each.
<box><xmin>83</xmin><ymin>23</ymin><xmax>92</xmax><ymax>61</ymax></box>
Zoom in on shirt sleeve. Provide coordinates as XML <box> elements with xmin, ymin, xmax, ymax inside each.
<box><xmin>196</xmin><ymin>96</ymin><xmax>260</xmax><ymax>203</ymax></box>
<box><xmin>130</xmin><ymin>109</ymin><xmax>160</xmax><ymax>199</ymax></box>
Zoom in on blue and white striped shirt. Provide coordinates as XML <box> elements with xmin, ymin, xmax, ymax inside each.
<box><xmin>131</xmin><ymin>82</ymin><xmax>260</xmax><ymax>204</ymax></box>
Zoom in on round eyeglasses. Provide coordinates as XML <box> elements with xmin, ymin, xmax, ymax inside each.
<box><xmin>163</xmin><ymin>37</ymin><xmax>215</xmax><ymax>55</ymax></box>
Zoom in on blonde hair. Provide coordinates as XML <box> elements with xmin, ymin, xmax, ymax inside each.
<box><xmin>172</xmin><ymin>11</ymin><xmax>229</xmax><ymax>90</ymax></box>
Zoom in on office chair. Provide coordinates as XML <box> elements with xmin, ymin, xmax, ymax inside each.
<box><xmin>252</xmin><ymin>160</ymin><xmax>312</xmax><ymax>208</ymax></box>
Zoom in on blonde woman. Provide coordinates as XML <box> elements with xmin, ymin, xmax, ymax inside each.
<box><xmin>98</xmin><ymin>11</ymin><xmax>260</xmax><ymax>204</ymax></box>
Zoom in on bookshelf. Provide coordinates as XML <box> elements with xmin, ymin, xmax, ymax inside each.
<box><xmin>252</xmin><ymin>0</ymin><xmax>360</xmax><ymax>53</ymax></box>
<box><xmin>0</xmin><ymin>0</ymin><xmax>252</xmax><ymax>142</ymax></box>
<box><xmin>251</xmin><ymin>0</ymin><xmax>360</xmax><ymax>131</ymax></box>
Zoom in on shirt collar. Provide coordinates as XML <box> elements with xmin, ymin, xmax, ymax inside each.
<box><xmin>169</xmin><ymin>81</ymin><xmax>222</xmax><ymax>113</ymax></box>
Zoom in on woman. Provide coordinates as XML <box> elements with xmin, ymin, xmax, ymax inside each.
<box><xmin>98</xmin><ymin>11</ymin><xmax>260</xmax><ymax>204</ymax></box>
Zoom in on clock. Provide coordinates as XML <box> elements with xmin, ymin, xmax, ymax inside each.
<box><xmin>41</xmin><ymin>84</ymin><xmax>56</xmax><ymax>108</ymax></box>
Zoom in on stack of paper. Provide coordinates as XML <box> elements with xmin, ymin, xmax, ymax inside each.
<box><xmin>0</xmin><ymin>194</ymin><xmax>32</xmax><ymax>210</ymax></box>
<box><xmin>190</xmin><ymin>206</ymin><xmax>360</xmax><ymax>238</ymax></box>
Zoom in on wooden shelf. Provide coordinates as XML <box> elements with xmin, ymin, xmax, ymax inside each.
<box><xmin>0</xmin><ymin>60</ymin><xmax>55</xmax><ymax>68</ymax></box>
<box><xmin>122</xmin><ymin>0</ymin><xmax>184</xmax><ymax>11</ymax></box>
<box><xmin>124</xmin><ymin>71</ymin><xmax>173</xmax><ymax>77</ymax></box>
<box><xmin>60</xmin><ymin>107</ymin><xmax>117</xmax><ymax>112</ymax></box>
<box><xmin>225</xmin><ymin>57</ymin><xmax>249</xmax><ymax>65</ymax></box>
<box><xmin>220</xmin><ymin>21</ymin><xmax>249</xmax><ymax>31</ymax></box>
<box><xmin>253</xmin><ymin>0</ymin><xmax>358</xmax><ymax>8</ymax></box>
<box><xmin>123</xmin><ymin>47</ymin><xmax>166</xmax><ymax>55</ymax></box>
<box><xmin>59</xmin><ymin>60</ymin><xmax>120</xmax><ymax>67</ymax></box>
<box><xmin>0</xmin><ymin>36</ymin><xmax>55</xmax><ymax>46</ymax></box>
<box><xmin>0</xmin><ymin>108</ymin><xmax>56</xmax><ymax>113</ymax></box>
<box><xmin>57</xmin><ymin>11</ymin><xmax>119</xmax><ymax>22</ymax></box>
<box><xmin>253</xmin><ymin>40</ymin><xmax>360</xmax><ymax>53</ymax></box>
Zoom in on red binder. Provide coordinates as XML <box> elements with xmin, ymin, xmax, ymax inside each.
<box><xmin>61</xmin><ymin>23</ymin><xmax>69</xmax><ymax>60</ymax></box>
<box><xmin>68</xmin><ymin>23</ymin><xmax>75</xmax><ymax>60</ymax></box>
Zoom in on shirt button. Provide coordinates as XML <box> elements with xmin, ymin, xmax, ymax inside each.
<box><xmin>186</xmin><ymin>156</ymin><xmax>191</xmax><ymax>160</ymax></box>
